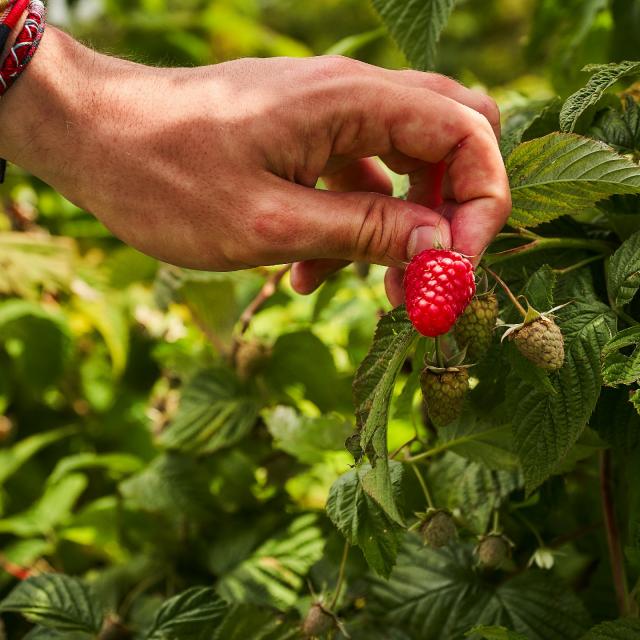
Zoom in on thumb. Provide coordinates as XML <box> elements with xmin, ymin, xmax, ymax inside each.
<box><xmin>269</xmin><ymin>182</ymin><xmax>452</xmax><ymax>266</ymax></box>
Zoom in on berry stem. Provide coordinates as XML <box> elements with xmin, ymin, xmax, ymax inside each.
<box><xmin>411</xmin><ymin>463</ymin><xmax>435</xmax><ymax>509</ymax></box>
<box><xmin>484</xmin><ymin>267</ymin><xmax>527</xmax><ymax>318</ymax></box>
<box><xmin>329</xmin><ymin>540</ymin><xmax>350</xmax><ymax>610</ymax></box>
<box><xmin>600</xmin><ymin>450</ymin><xmax>630</xmax><ymax>616</ymax></box>
<box><xmin>434</xmin><ymin>336</ymin><xmax>445</xmax><ymax>368</ymax></box>
<box><xmin>491</xmin><ymin>509</ymin><xmax>500</xmax><ymax>534</ymax></box>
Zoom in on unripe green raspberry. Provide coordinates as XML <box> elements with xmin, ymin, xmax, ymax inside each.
<box><xmin>511</xmin><ymin>317</ymin><xmax>564</xmax><ymax>371</ymax></box>
<box><xmin>477</xmin><ymin>534</ymin><xmax>510</xmax><ymax>569</ymax></box>
<box><xmin>302</xmin><ymin>603</ymin><xmax>335</xmax><ymax>638</ymax></box>
<box><xmin>420</xmin><ymin>510</ymin><xmax>457</xmax><ymax>548</ymax></box>
<box><xmin>421</xmin><ymin>368</ymin><xmax>469</xmax><ymax>427</ymax></box>
<box><xmin>454</xmin><ymin>293</ymin><xmax>499</xmax><ymax>361</ymax></box>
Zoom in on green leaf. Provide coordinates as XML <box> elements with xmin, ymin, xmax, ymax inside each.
<box><xmin>74</xmin><ymin>295</ymin><xmax>129</xmax><ymax>377</ymax></box>
<box><xmin>0</xmin><ymin>232</ymin><xmax>74</xmax><ymax>300</ymax></box>
<box><xmin>581</xmin><ymin>618</ymin><xmax>640</xmax><ymax>639</ymax></box>
<box><xmin>265</xmin><ymin>330</ymin><xmax>350</xmax><ymax>412</ymax></box>
<box><xmin>155</xmin><ymin>268</ymin><xmax>241</xmax><ymax>343</ymax></box>
<box><xmin>608</xmin><ymin>230</ymin><xmax>640</xmax><ymax>307</ymax></box>
<box><xmin>590</xmin><ymin>96</ymin><xmax>640</xmax><ymax>154</ymax></box>
<box><xmin>0</xmin><ymin>574</ymin><xmax>103</xmax><ymax>634</ymax></box>
<box><xmin>429</xmin><ymin>453</ymin><xmax>521</xmax><ymax>534</ymax></box>
<box><xmin>371</xmin><ymin>0</ymin><xmax>455</xmax><ymax>70</ymax></box>
<box><xmin>592</xmin><ymin>388</ymin><xmax>640</xmax><ymax>450</ymax></box>
<box><xmin>507</xmin><ymin>133</ymin><xmax>640</xmax><ymax>228</ymax></box>
<box><xmin>217</xmin><ymin>514</ymin><xmax>324</xmax><ymax>610</ymax></box>
<box><xmin>467</xmin><ymin>626</ymin><xmax>529</xmax><ymax>640</ymax></box>
<box><xmin>158</xmin><ymin>367</ymin><xmax>260</xmax><ymax>455</ymax></box>
<box><xmin>560</xmin><ymin>61</ymin><xmax>640</xmax><ymax>133</ymax></box>
<box><xmin>436</xmin><ymin>412</ymin><xmax>519</xmax><ymax>471</ymax></box>
<box><xmin>48</xmin><ymin>453</ymin><xmax>144</xmax><ymax>485</ymax></box>
<box><xmin>602</xmin><ymin>326</ymin><xmax>640</xmax><ymax>386</ymax></box>
<box><xmin>370</xmin><ymin>538</ymin><xmax>590</xmax><ymax>639</ymax></box>
<box><xmin>146</xmin><ymin>587</ymin><xmax>228</xmax><ymax>640</ymax></box>
<box><xmin>500</xmin><ymin>98</ymin><xmax>562</xmax><ymax>159</ymax></box>
<box><xmin>324</xmin><ymin>26</ymin><xmax>385</xmax><ymax>56</ymax></box>
<box><xmin>0</xmin><ymin>300</ymin><xmax>72</xmax><ymax>392</ymax></box>
<box><xmin>213</xmin><ymin>604</ymin><xmax>299</xmax><ymax>640</ymax></box>
<box><xmin>326</xmin><ymin>462</ymin><xmax>404</xmax><ymax>578</ymax></box>
<box><xmin>0</xmin><ymin>474</ymin><xmax>87</xmax><ymax>536</ymax></box>
<box><xmin>509</xmin><ymin>300</ymin><xmax>616</xmax><ymax>492</ymax></box>
<box><xmin>353</xmin><ymin>306</ymin><xmax>417</xmax><ymax>524</ymax></box>
<box><xmin>119</xmin><ymin>453</ymin><xmax>212</xmax><ymax>519</ymax></box>
<box><xmin>263</xmin><ymin>406</ymin><xmax>353</xmax><ymax>464</ymax></box>
<box><xmin>0</xmin><ymin>426</ymin><xmax>76</xmax><ymax>487</ymax></box>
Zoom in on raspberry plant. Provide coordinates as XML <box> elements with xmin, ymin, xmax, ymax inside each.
<box><xmin>2</xmin><ymin>1</ymin><xmax>640</xmax><ymax>639</ymax></box>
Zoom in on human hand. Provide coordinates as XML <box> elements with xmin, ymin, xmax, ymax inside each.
<box><xmin>0</xmin><ymin>28</ymin><xmax>510</xmax><ymax>306</ymax></box>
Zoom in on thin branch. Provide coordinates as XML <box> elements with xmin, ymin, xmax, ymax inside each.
<box><xmin>600</xmin><ymin>450</ymin><xmax>629</xmax><ymax>616</ymax></box>
<box><xmin>237</xmin><ymin>264</ymin><xmax>291</xmax><ymax>337</ymax></box>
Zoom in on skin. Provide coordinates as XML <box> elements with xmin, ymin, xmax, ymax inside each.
<box><xmin>0</xmin><ymin>27</ymin><xmax>511</xmax><ymax>305</ymax></box>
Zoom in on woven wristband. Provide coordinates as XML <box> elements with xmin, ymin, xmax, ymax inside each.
<box><xmin>0</xmin><ymin>0</ymin><xmax>46</xmax><ymax>182</ymax></box>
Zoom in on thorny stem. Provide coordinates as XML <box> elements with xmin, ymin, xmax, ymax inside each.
<box><xmin>411</xmin><ymin>463</ymin><xmax>435</xmax><ymax>509</ymax></box>
<box><xmin>600</xmin><ymin>450</ymin><xmax>629</xmax><ymax>616</ymax></box>
<box><xmin>484</xmin><ymin>236</ymin><xmax>614</xmax><ymax>266</ymax></box>
<box><xmin>484</xmin><ymin>266</ymin><xmax>527</xmax><ymax>318</ymax></box>
<box><xmin>329</xmin><ymin>541</ymin><xmax>350</xmax><ymax>610</ymax></box>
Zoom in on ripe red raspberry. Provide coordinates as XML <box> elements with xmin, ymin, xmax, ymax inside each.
<box><xmin>404</xmin><ymin>249</ymin><xmax>475</xmax><ymax>337</ymax></box>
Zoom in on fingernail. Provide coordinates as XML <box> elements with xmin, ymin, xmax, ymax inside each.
<box><xmin>407</xmin><ymin>226</ymin><xmax>442</xmax><ymax>259</ymax></box>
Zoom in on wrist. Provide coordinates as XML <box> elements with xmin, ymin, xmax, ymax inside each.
<box><xmin>0</xmin><ymin>27</ymin><xmax>98</xmax><ymax>186</ymax></box>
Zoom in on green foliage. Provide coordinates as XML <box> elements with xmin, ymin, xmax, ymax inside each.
<box><xmin>0</xmin><ymin>575</ymin><xmax>103</xmax><ymax>634</ymax></box>
<box><xmin>560</xmin><ymin>62</ymin><xmax>640</xmax><ymax>132</ymax></box>
<box><xmin>582</xmin><ymin>618</ymin><xmax>640</xmax><ymax>639</ymax></box>
<box><xmin>327</xmin><ymin>463</ymin><xmax>404</xmax><ymax>577</ymax></box>
<box><xmin>370</xmin><ymin>538</ymin><xmax>590</xmax><ymax>639</ymax></box>
<box><xmin>157</xmin><ymin>367</ymin><xmax>260</xmax><ymax>455</ymax></box>
<box><xmin>507</xmin><ymin>133</ymin><xmax>640</xmax><ymax>227</ymax></box>
<box><xmin>370</xmin><ymin>0</ymin><xmax>455</xmax><ymax>70</ymax></box>
<box><xmin>145</xmin><ymin>587</ymin><xmax>228</xmax><ymax>640</ymax></box>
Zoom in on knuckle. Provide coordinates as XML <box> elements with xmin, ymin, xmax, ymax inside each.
<box><xmin>356</xmin><ymin>196</ymin><xmax>397</xmax><ymax>263</ymax></box>
<box><xmin>476</xmin><ymin>94</ymin><xmax>500</xmax><ymax>127</ymax></box>
<box><xmin>313</xmin><ymin>54</ymin><xmax>358</xmax><ymax>79</ymax></box>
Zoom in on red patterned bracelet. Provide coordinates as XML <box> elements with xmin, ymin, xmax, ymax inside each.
<box><xmin>0</xmin><ymin>0</ymin><xmax>45</xmax><ymax>96</ymax></box>
<box><xmin>0</xmin><ymin>0</ymin><xmax>46</xmax><ymax>182</ymax></box>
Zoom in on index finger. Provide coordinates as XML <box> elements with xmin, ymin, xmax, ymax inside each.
<box><xmin>358</xmin><ymin>85</ymin><xmax>510</xmax><ymax>259</ymax></box>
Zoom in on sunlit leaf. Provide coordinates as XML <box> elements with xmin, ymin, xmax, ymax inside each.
<box><xmin>507</xmin><ymin>133</ymin><xmax>640</xmax><ymax>228</ymax></box>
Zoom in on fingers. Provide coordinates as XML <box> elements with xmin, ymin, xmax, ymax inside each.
<box><xmin>253</xmin><ymin>175</ymin><xmax>452</xmax><ymax>267</ymax></box>
<box><xmin>334</xmin><ymin>84</ymin><xmax>509</xmax><ymax>259</ymax></box>
<box><xmin>291</xmin><ymin>157</ymin><xmax>393</xmax><ymax>295</ymax></box>
<box><xmin>384</xmin><ymin>267</ymin><xmax>405</xmax><ymax>308</ymax></box>
<box><xmin>383</xmin><ymin>69</ymin><xmax>501</xmax><ymax>140</ymax></box>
